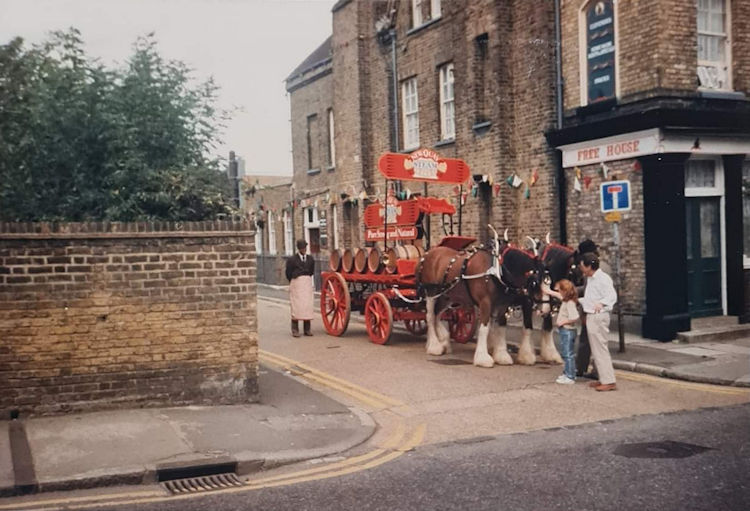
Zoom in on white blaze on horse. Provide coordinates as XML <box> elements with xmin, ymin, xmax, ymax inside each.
<box><xmin>416</xmin><ymin>226</ymin><xmax>562</xmax><ymax>368</ymax></box>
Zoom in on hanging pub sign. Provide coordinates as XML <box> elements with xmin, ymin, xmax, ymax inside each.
<box><xmin>586</xmin><ymin>0</ymin><xmax>616</xmax><ymax>104</ymax></box>
<box><xmin>377</xmin><ymin>148</ymin><xmax>471</xmax><ymax>184</ymax></box>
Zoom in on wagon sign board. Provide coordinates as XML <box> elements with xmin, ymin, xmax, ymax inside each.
<box><xmin>377</xmin><ymin>149</ymin><xmax>471</xmax><ymax>184</ymax></box>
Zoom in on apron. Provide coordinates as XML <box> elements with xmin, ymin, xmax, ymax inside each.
<box><xmin>290</xmin><ymin>274</ymin><xmax>314</xmax><ymax>320</ymax></box>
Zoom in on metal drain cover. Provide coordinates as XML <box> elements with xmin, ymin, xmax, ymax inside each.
<box><xmin>161</xmin><ymin>473</ymin><xmax>243</xmax><ymax>494</ymax></box>
<box><xmin>430</xmin><ymin>359</ymin><xmax>471</xmax><ymax>365</ymax></box>
<box><xmin>614</xmin><ymin>441</ymin><xmax>713</xmax><ymax>459</ymax></box>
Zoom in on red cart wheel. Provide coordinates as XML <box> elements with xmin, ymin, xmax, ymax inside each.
<box><xmin>404</xmin><ymin>318</ymin><xmax>428</xmax><ymax>336</ymax></box>
<box><xmin>364</xmin><ymin>292</ymin><xmax>393</xmax><ymax>345</ymax></box>
<box><xmin>448</xmin><ymin>306</ymin><xmax>478</xmax><ymax>344</ymax></box>
<box><xmin>320</xmin><ymin>272</ymin><xmax>351</xmax><ymax>336</ymax></box>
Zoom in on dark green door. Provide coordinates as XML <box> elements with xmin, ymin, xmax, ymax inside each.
<box><xmin>686</xmin><ymin>197</ymin><xmax>723</xmax><ymax>317</ymax></box>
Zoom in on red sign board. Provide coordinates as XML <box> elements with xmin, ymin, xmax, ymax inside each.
<box><xmin>377</xmin><ymin>149</ymin><xmax>471</xmax><ymax>184</ymax></box>
<box><xmin>364</xmin><ymin>198</ymin><xmax>420</xmax><ymax>228</ymax></box>
<box><xmin>365</xmin><ymin>225</ymin><xmax>418</xmax><ymax>242</ymax></box>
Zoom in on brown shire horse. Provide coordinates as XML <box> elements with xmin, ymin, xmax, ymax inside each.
<box><xmin>417</xmin><ymin>241</ymin><xmax>558</xmax><ymax>368</ymax></box>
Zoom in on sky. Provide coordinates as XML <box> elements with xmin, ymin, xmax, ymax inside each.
<box><xmin>0</xmin><ymin>0</ymin><xmax>337</xmax><ymax>176</ymax></box>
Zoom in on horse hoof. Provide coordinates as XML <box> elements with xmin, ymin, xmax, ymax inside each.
<box><xmin>493</xmin><ymin>352</ymin><xmax>514</xmax><ymax>365</ymax></box>
<box><xmin>426</xmin><ymin>345</ymin><xmax>445</xmax><ymax>356</ymax></box>
<box><xmin>473</xmin><ymin>355</ymin><xmax>495</xmax><ymax>368</ymax></box>
<box><xmin>517</xmin><ymin>353</ymin><xmax>536</xmax><ymax>366</ymax></box>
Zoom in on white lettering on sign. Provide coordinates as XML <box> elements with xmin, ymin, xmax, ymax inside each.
<box><xmin>594</xmin><ymin>75</ymin><xmax>610</xmax><ymax>84</ymax></box>
<box><xmin>589</xmin><ymin>16</ymin><xmax>612</xmax><ymax>30</ymax></box>
<box><xmin>560</xmin><ymin>129</ymin><xmax>661</xmax><ymax>168</ymax></box>
<box><xmin>588</xmin><ymin>42</ymin><xmax>614</xmax><ymax>60</ymax></box>
<box><xmin>412</xmin><ymin>157</ymin><xmax>439</xmax><ymax>179</ymax></box>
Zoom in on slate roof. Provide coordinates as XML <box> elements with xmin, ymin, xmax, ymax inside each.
<box><xmin>286</xmin><ymin>35</ymin><xmax>333</xmax><ymax>82</ymax></box>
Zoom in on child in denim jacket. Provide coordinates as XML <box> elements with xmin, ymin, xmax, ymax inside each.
<box><xmin>545</xmin><ymin>279</ymin><xmax>580</xmax><ymax>384</ymax></box>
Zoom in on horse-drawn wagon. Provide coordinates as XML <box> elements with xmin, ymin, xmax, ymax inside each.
<box><xmin>320</xmin><ymin>149</ymin><xmax>478</xmax><ymax>345</ymax></box>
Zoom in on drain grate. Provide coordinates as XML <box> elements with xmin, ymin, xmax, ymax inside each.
<box><xmin>161</xmin><ymin>473</ymin><xmax>243</xmax><ymax>494</ymax></box>
<box><xmin>614</xmin><ymin>440</ymin><xmax>713</xmax><ymax>459</ymax></box>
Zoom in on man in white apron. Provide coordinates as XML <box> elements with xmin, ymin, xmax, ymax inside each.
<box><xmin>285</xmin><ymin>239</ymin><xmax>315</xmax><ymax>337</ymax></box>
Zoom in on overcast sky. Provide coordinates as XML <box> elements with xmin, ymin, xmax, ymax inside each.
<box><xmin>0</xmin><ymin>0</ymin><xmax>337</xmax><ymax>176</ymax></box>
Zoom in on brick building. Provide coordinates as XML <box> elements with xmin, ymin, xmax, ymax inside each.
<box><xmin>279</xmin><ymin>0</ymin><xmax>750</xmax><ymax>340</ymax></box>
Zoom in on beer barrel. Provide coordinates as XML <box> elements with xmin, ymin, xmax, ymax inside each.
<box><xmin>367</xmin><ymin>245</ymin><xmax>384</xmax><ymax>273</ymax></box>
<box><xmin>384</xmin><ymin>245</ymin><xmax>408</xmax><ymax>274</ymax></box>
<box><xmin>354</xmin><ymin>247</ymin><xmax>371</xmax><ymax>273</ymax></box>
<box><xmin>402</xmin><ymin>244</ymin><xmax>424</xmax><ymax>260</ymax></box>
<box><xmin>329</xmin><ymin>249</ymin><xmax>343</xmax><ymax>272</ymax></box>
<box><xmin>341</xmin><ymin>248</ymin><xmax>355</xmax><ymax>273</ymax></box>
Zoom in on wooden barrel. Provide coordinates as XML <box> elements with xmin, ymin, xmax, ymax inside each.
<box><xmin>384</xmin><ymin>244</ymin><xmax>423</xmax><ymax>274</ymax></box>
<box><xmin>354</xmin><ymin>247</ymin><xmax>371</xmax><ymax>273</ymax></box>
<box><xmin>329</xmin><ymin>249</ymin><xmax>342</xmax><ymax>272</ymax></box>
<box><xmin>384</xmin><ymin>245</ymin><xmax>408</xmax><ymax>274</ymax></box>
<box><xmin>341</xmin><ymin>248</ymin><xmax>355</xmax><ymax>273</ymax></box>
<box><xmin>367</xmin><ymin>245</ymin><xmax>384</xmax><ymax>273</ymax></box>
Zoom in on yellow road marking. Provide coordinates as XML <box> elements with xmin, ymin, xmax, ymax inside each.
<box><xmin>615</xmin><ymin>370</ymin><xmax>750</xmax><ymax>396</ymax></box>
<box><xmin>9</xmin><ymin>352</ymin><xmax>419</xmax><ymax>511</ymax></box>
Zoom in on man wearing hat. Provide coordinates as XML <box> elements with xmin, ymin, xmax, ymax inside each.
<box><xmin>285</xmin><ymin>239</ymin><xmax>315</xmax><ymax>337</ymax></box>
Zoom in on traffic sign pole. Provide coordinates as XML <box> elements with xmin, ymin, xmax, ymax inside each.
<box><xmin>612</xmin><ymin>220</ymin><xmax>625</xmax><ymax>353</ymax></box>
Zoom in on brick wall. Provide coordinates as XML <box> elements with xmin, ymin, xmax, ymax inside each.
<box><xmin>562</xmin><ymin>0</ymin><xmax>750</xmax><ymax>111</ymax></box>
<box><xmin>564</xmin><ymin>159</ymin><xmax>646</xmax><ymax>317</ymax></box>
<box><xmin>0</xmin><ymin>221</ymin><xmax>258</xmax><ymax>416</ymax></box>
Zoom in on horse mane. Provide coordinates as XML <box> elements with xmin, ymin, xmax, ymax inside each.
<box><xmin>541</xmin><ymin>243</ymin><xmax>574</xmax><ymax>261</ymax></box>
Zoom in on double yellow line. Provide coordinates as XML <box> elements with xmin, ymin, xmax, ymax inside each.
<box><xmin>2</xmin><ymin>352</ymin><xmax>424</xmax><ymax>511</ymax></box>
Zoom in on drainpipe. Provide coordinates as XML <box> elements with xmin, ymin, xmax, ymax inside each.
<box><xmin>390</xmin><ymin>29</ymin><xmax>399</xmax><ymax>153</ymax></box>
<box><xmin>553</xmin><ymin>0</ymin><xmax>567</xmax><ymax>244</ymax></box>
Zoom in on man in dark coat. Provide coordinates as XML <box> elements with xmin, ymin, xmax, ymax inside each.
<box><xmin>286</xmin><ymin>239</ymin><xmax>315</xmax><ymax>337</ymax></box>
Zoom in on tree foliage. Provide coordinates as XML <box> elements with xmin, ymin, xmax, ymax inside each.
<box><xmin>0</xmin><ymin>29</ymin><xmax>236</xmax><ymax>221</ymax></box>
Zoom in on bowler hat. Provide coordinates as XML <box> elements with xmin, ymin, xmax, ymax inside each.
<box><xmin>296</xmin><ymin>239</ymin><xmax>308</xmax><ymax>250</ymax></box>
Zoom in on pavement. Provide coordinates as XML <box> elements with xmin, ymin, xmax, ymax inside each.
<box><xmin>1</xmin><ymin>283</ymin><xmax>748</xmax><ymax>498</ymax></box>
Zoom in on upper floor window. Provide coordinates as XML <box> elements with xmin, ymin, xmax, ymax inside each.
<box><xmin>412</xmin><ymin>0</ymin><xmax>441</xmax><ymax>28</ymax></box>
<box><xmin>439</xmin><ymin>63</ymin><xmax>455</xmax><ymax>141</ymax></box>
<box><xmin>402</xmin><ymin>77</ymin><xmax>420</xmax><ymax>150</ymax></box>
<box><xmin>327</xmin><ymin>108</ymin><xmax>335</xmax><ymax>168</ymax></box>
<box><xmin>306</xmin><ymin>113</ymin><xmax>318</xmax><ymax>172</ymax></box>
<box><xmin>580</xmin><ymin>0</ymin><xmax>617</xmax><ymax>105</ymax></box>
<box><xmin>697</xmin><ymin>0</ymin><xmax>731</xmax><ymax>90</ymax></box>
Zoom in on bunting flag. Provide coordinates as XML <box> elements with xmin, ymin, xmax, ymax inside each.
<box><xmin>494</xmin><ymin>183</ymin><xmax>502</xmax><ymax>197</ymax></box>
<box><xmin>530</xmin><ymin>169</ymin><xmax>539</xmax><ymax>186</ymax></box>
<box><xmin>512</xmin><ymin>174</ymin><xmax>523</xmax><ymax>188</ymax></box>
<box><xmin>633</xmin><ymin>160</ymin><xmax>642</xmax><ymax>172</ymax></box>
<box><xmin>471</xmin><ymin>183</ymin><xmax>479</xmax><ymax>197</ymax></box>
<box><xmin>575</xmin><ymin>166</ymin><xmax>582</xmax><ymax>180</ymax></box>
<box><xmin>574</xmin><ymin>176</ymin><xmax>582</xmax><ymax>193</ymax></box>
<box><xmin>523</xmin><ymin>184</ymin><xmax>530</xmax><ymax>200</ymax></box>
<box><xmin>600</xmin><ymin>162</ymin><xmax>609</xmax><ymax>179</ymax></box>
<box><xmin>583</xmin><ymin>176</ymin><xmax>592</xmax><ymax>190</ymax></box>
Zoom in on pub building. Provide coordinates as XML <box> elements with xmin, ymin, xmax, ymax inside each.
<box><xmin>548</xmin><ymin>0</ymin><xmax>750</xmax><ymax>340</ymax></box>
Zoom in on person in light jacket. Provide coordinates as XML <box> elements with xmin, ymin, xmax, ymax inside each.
<box><xmin>285</xmin><ymin>239</ymin><xmax>315</xmax><ymax>337</ymax></box>
<box><xmin>579</xmin><ymin>252</ymin><xmax>618</xmax><ymax>392</ymax></box>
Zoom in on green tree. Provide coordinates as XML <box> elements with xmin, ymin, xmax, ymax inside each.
<box><xmin>0</xmin><ymin>29</ymin><xmax>236</xmax><ymax>221</ymax></box>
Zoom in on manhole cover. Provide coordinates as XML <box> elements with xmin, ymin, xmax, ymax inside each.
<box><xmin>614</xmin><ymin>441</ymin><xmax>713</xmax><ymax>459</ymax></box>
<box><xmin>430</xmin><ymin>358</ymin><xmax>472</xmax><ymax>365</ymax></box>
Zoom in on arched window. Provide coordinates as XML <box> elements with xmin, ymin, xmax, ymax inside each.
<box><xmin>579</xmin><ymin>0</ymin><xmax>617</xmax><ymax>105</ymax></box>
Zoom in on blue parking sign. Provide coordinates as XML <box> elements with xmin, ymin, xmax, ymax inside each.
<box><xmin>600</xmin><ymin>180</ymin><xmax>631</xmax><ymax>213</ymax></box>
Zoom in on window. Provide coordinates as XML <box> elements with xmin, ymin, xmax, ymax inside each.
<box><xmin>411</xmin><ymin>0</ymin><xmax>441</xmax><ymax>27</ymax></box>
<box><xmin>306</xmin><ymin>114</ymin><xmax>318</xmax><ymax>171</ymax></box>
<box><xmin>402</xmin><ymin>77</ymin><xmax>419</xmax><ymax>149</ymax></box>
<box><xmin>283</xmin><ymin>210</ymin><xmax>293</xmax><ymax>256</ymax></box>
<box><xmin>697</xmin><ymin>0</ymin><xmax>731</xmax><ymax>90</ymax></box>
<box><xmin>580</xmin><ymin>0</ymin><xmax>617</xmax><ymax>105</ymax></box>
<box><xmin>743</xmin><ymin>160</ymin><xmax>750</xmax><ymax>266</ymax></box>
<box><xmin>327</xmin><ymin>109</ymin><xmax>335</xmax><ymax>168</ymax></box>
<box><xmin>267</xmin><ymin>211</ymin><xmax>277</xmax><ymax>255</ymax></box>
<box><xmin>256</xmin><ymin>223</ymin><xmax>263</xmax><ymax>255</ymax></box>
<box><xmin>439</xmin><ymin>63</ymin><xmax>455</xmax><ymax>140</ymax></box>
<box><xmin>474</xmin><ymin>34</ymin><xmax>489</xmax><ymax>125</ymax></box>
<box><xmin>331</xmin><ymin>204</ymin><xmax>340</xmax><ymax>250</ymax></box>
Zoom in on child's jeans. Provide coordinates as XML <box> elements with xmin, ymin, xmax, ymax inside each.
<box><xmin>557</xmin><ymin>328</ymin><xmax>577</xmax><ymax>380</ymax></box>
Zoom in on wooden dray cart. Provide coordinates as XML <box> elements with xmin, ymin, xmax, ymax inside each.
<box><xmin>320</xmin><ymin>149</ymin><xmax>479</xmax><ymax>345</ymax></box>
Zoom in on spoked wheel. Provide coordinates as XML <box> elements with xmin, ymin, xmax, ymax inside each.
<box><xmin>404</xmin><ymin>318</ymin><xmax>428</xmax><ymax>336</ymax></box>
<box><xmin>446</xmin><ymin>306</ymin><xmax>478</xmax><ymax>344</ymax></box>
<box><xmin>320</xmin><ymin>272</ymin><xmax>351</xmax><ymax>336</ymax></box>
<box><xmin>364</xmin><ymin>292</ymin><xmax>393</xmax><ymax>345</ymax></box>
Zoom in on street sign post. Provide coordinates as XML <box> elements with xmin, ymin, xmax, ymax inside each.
<box><xmin>600</xmin><ymin>180</ymin><xmax>629</xmax><ymax>353</ymax></box>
